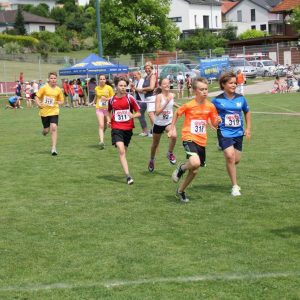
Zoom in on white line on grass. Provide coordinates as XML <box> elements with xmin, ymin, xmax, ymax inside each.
<box><xmin>1</xmin><ymin>271</ymin><xmax>300</xmax><ymax>292</ymax></box>
<box><xmin>252</xmin><ymin>111</ymin><xmax>300</xmax><ymax>116</ymax></box>
<box><xmin>253</xmin><ymin>102</ymin><xmax>298</xmax><ymax>113</ymax></box>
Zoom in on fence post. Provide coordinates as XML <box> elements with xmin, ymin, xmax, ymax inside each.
<box><xmin>175</xmin><ymin>51</ymin><xmax>178</xmax><ymax>63</ymax></box>
<box><xmin>141</xmin><ymin>54</ymin><xmax>144</xmax><ymax>67</ymax></box>
<box><xmin>3</xmin><ymin>61</ymin><xmax>8</xmax><ymax>94</ymax></box>
<box><xmin>276</xmin><ymin>43</ymin><xmax>280</xmax><ymax>64</ymax></box>
<box><xmin>209</xmin><ymin>49</ymin><xmax>212</xmax><ymax>58</ymax></box>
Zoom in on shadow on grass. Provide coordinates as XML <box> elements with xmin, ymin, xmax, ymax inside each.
<box><xmin>270</xmin><ymin>226</ymin><xmax>300</xmax><ymax>238</ymax></box>
<box><xmin>189</xmin><ymin>183</ymin><xmax>228</xmax><ymax>193</ymax></box>
<box><xmin>139</xmin><ymin>170</ymin><xmax>170</xmax><ymax>177</ymax></box>
<box><xmin>99</xmin><ymin>175</ymin><xmax>125</xmax><ymax>184</ymax></box>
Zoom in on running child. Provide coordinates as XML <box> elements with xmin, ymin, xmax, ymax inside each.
<box><xmin>107</xmin><ymin>76</ymin><xmax>141</xmax><ymax>185</ymax></box>
<box><xmin>93</xmin><ymin>75</ymin><xmax>114</xmax><ymax>149</ymax></box>
<box><xmin>148</xmin><ymin>78</ymin><xmax>180</xmax><ymax>172</ymax></box>
<box><xmin>35</xmin><ymin>72</ymin><xmax>64</xmax><ymax>156</ymax></box>
<box><xmin>168</xmin><ymin>78</ymin><xmax>220</xmax><ymax>203</ymax></box>
<box><xmin>212</xmin><ymin>71</ymin><xmax>251</xmax><ymax>197</ymax></box>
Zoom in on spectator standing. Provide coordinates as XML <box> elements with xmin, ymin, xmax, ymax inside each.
<box><xmin>88</xmin><ymin>77</ymin><xmax>97</xmax><ymax>105</ymax></box>
<box><xmin>63</xmin><ymin>79</ymin><xmax>70</xmax><ymax>107</ymax></box>
<box><xmin>236</xmin><ymin>69</ymin><xmax>246</xmax><ymax>95</ymax></box>
<box><xmin>176</xmin><ymin>71</ymin><xmax>184</xmax><ymax>99</ymax></box>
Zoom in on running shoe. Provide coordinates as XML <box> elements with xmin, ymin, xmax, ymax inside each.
<box><xmin>51</xmin><ymin>149</ymin><xmax>58</xmax><ymax>156</ymax></box>
<box><xmin>167</xmin><ymin>152</ymin><xmax>176</xmax><ymax>165</ymax></box>
<box><xmin>172</xmin><ymin>163</ymin><xmax>185</xmax><ymax>183</ymax></box>
<box><xmin>231</xmin><ymin>185</ymin><xmax>241</xmax><ymax>196</ymax></box>
<box><xmin>139</xmin><ymin>132</ymin><xmax>148</xmax><ymax>137</ymax></box>
<box><xmin>127</xmin><ymin>176</ymin><xmax>134</xmax><ymax>185</ymax></box>
<box><xmin>99</xmin><ymin>142</ymin><xmax>105</xmax><ymax>150</ymax></box>
<box><xmin>176</xmin><ymin>188</ymin><xmax>189</xmax><ymax>203</ymax></box>
<box><xmin>148</xmin><ymin>160</ymin><xmax>155</xmax><ymax>172</ymax></box>
<box><xmin>147</xmin><ymin>133</ymin><xmax>153</xmax><ymax>138</ymax></box>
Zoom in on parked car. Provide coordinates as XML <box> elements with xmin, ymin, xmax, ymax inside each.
<box><xmin>159</xmin><ymin>63</ymin><xmax>197</xmax><ymax>80</ymax></box>
<box><xmin>229</xmin><ymin>59</ymin><xmax>257</xmax><ymax>78</ymax></box>
<box><xmin>168</xmin><ymin>59</ymin><xmax>194</xmax><ymax>66</ymax></box>
<box><xmin>248</xmin><ymin>60</ymin><xmax>277</xmax><ymax>77</ymax></box>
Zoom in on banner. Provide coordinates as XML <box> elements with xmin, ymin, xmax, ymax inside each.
<box><xmin>200</xmin><ymin>57</ymin><xmax>229</xmax><ymax>79</ymax></box>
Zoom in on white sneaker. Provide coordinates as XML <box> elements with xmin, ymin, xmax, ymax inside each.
<box><xmin>231</xmin><ymin>185</ymin><xmax>241</xmax><ymax>196</ymax></box>
<box><xmin>139</xmin><ymin>132</ymin><xmax>148</xmax><ymax>137</ymax></box>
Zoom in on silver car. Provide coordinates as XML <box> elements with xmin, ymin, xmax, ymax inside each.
<box><xmin>229</xmin><ymin>59</ymin><xmax>257</xmax><ymax>78</ymax></box>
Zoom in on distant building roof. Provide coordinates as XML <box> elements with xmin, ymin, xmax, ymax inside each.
<box><xmin>224</xmin><ymin>0</ymin><xmax>282</xmax><ymax>14</ymax></box>
<box><xmin>0</xmin><ymin>10</ymin><xmax>58</xmax><ymax>25</ymax></box>
<box><xmin>272</xmin><ymin>0</ymin><xmax>300</xmax><ymax>12</ymax></box>
<box><xmin>221</xmin><ymin>1</ymin><xmax>239</xmax><ymax>14</ymax></box>
<box><xmin>184</xmin><ymin>0</ymin><xmax>222</xmax><ymax>5</ymax></box>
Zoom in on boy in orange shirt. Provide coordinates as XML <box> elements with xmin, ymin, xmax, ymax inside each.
<box><xmin>168</xmin><ymin>77</ymin><xmax>221</xmax><ymax>203</ymax></box>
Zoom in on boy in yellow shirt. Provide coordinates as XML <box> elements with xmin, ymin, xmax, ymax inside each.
<box><xmin>35</xmin><ymin>72</ymin><xmax>64</xmax><ymax>156</ymax></box>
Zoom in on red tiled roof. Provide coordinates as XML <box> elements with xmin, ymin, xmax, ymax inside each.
<box><xmin>221</xmin><ymin>1</ymin><xmax>239</xmax><ymax>14</ymax></box>
<box><xmin>272</xmin><ymin>0</ymin><xmax>300</xmax><ymax>12</ymax></box>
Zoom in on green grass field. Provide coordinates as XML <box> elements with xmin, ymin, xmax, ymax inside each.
<box><xmin>0</xmin><ymin>93</ymin><xmax>299</xmax><ymax>299</ymax></box>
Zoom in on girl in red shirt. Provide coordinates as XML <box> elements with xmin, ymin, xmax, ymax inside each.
<box><xmin>107</xmin><ymin>76</ymin><xmax>141</xmax><ymax>185</ymax></box>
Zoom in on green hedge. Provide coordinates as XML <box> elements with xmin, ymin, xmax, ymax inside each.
<box><xmin>0</xmin><ymin>34</ymin><xmax>39</xmax><ymax>48</ymax></box>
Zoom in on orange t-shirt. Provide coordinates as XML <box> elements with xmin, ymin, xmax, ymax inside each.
<box><xmin>237</xmin><ymin>73</ymin><xmax>245</xmax><ymax>84</ymax></box>
<box><xmin>177</xmin><ymin>99</ymin><xmax>218</xmax><ymax>147</ymax></box>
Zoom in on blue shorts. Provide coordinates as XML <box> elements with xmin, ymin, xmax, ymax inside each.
<box><xmin>217</xmin><ymin>130</ymin><xmax>243</xmax><ymax>151</ymax></box>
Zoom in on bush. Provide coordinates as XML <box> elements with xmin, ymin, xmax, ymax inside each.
<box><xmin>0</xmin><ymin>34</ymin><xmax>39</xmax><ymax>48</ymax></box>
<box><xmin>238</xmin><ymin>29</ymin><xmax>266</xmax><ymax>40</ymax></box>
<box><xmin>3</xmin><ymin>42</ymin><xmax>23</xmax><ymax>54</ymax></box>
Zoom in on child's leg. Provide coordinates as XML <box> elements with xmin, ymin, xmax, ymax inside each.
<box><xmin>150</xmin><ymin>133</ymin><xmax>162</xmax><ymax>159</ymax></box>
<box><xmin>50</xmin><ymin>123</ymin><xmax>58</xmax><ymax>150</ymax></box>
<box><xmin>116</xmin><ymin>141</ymin><xmax>129</xmax><ymax>176</ymax></box>
<box><xmin>178</xmin><ymin>155</ymin><xmax>201</xmax><ymax>192</ymax></box>
<box><xmin>166</xmin><ymin>125</ymin><xmax>177</xmax><ymax>153</ymax></box>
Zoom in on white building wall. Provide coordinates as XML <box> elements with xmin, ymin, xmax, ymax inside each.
<box><xmin>224</xmin><ymin>0</ymin><xmax>276</xmax><ymax>35</ymax></box>
<box><xmin>1</xmin><ymin>0</ymin><xmax>56</xmax><ymax>10</ymax></box>
<box><xmin>169</xmin><ymin>0</ymin><xmax>222</xmax><ymax>32</ymax></box>
<box><xmin>26</xmin><ymin>23</ymin><xmax>56</xmax><ymax>33</ymax></box>
<box><xmin>76</xmin><ymin>0</ymin><xmax>89</xmax><ymax>6</ymax></box>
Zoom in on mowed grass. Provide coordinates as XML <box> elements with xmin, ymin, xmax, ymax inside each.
<box><xmin>0</xmin><ymin>93</ymin><xmax>299</xmax><ymax>299</ymax></box>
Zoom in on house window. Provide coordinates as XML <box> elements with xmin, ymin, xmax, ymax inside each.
<box><xmin>169</xmin><ymin>17</ymin><xmax>182</xmax><ymax>23</ymax></box>
<box><xmin>39</xmin><ymin>25</ymin><xmax>46</xmax><ymax>31</ymax></box>
<box><xmin>203</xmin><ymin>15</ymin><xmax>209</xmax><ymax>29</ymax></box>
<box><xmin>251</xmin><ymin>25</ymin><xmax>256</xmax><ymax>30</ymax></box>
<box><xmin>194</xmin><ymin>15</ymin><xmax>197</xmax><ymax>28</ymax></box>
<box><xmin>251</xmin><ymin>9</ymin><xmax>256</xmax><ymax>22</ymax></box>
<box><xmin>260</xmin><ymin>24</ymin><xmax>267</xmax><ymax>31</ymax></box>
<box><xmin>237</xmin><ymin>10</ymin><xmax>242</xmax><ymax>22</ymax></box>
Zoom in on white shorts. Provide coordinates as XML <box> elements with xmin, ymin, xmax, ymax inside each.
<box><xmin>146</xmin><ymin>96</ymin><xmax>155</xmax><ymax>112</ymax></box>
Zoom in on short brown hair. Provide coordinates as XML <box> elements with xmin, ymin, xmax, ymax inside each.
<box><xmin>48</xmin><ymin>71</ymin><xmax>57</xmax><ymax>78</ymax></box>
<box><xmin>114</xmin><ymin>76</ymin><xmax>129</xmax><ymax>86</ymax></box>
<box><xmin>192</xmin><ymin>77</ymin><xmax>208</xmax><ymax>90</ymax></box>
<box><xmin>219</xmin><ymin>71</ymin><xmax>236</xmax><ymax>90</ymax></box>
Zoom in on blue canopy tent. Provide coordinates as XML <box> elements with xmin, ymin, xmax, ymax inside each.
<box><xmin>59</xmin><ymin>54</ymin><xmax>128</xmax><ymax>76</ymax></box>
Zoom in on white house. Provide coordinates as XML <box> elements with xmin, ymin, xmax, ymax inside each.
<box><xmin>223</xmin><ymin>0</ymin><xmax>283</xmax><ymax>36</ymax></box>
<box><xmin>0</xmin><ymin>10</ymin><xmax>58</xmax><ymax>33</ymax></box>
<box><xmin>0</xmin><ymin>0</ymin><xmax>56</xmax><ymax>10</ymax></box>
<box><xmin>76</xmin><ymin>0</ymin><xmax>90</xmax><ymax>6</ymax></box>
<box><xmin>169</xmin><ymin>0</ymin><xmax>222</xmax><ymax>36</ymax></box>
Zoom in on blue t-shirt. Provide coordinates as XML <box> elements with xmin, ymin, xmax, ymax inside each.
<box><xmin>212</xmin><ymin>93</ymin><xmax>249</xmax><ymax>138</ymax></box>
<box><xmin>9</xmin><ymin>96</ymin><xmax>18</xmax><ymax>104</ymax></box>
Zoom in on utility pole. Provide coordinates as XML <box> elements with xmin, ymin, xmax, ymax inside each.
<box><xmin>95</xmin><ymin>0</ymin><xmax>103</xmax><ymax>57</ymax></box>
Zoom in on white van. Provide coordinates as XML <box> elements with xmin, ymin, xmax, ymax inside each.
<box><xmin>248</xmin><ymin>60</ymin><xmax>277</xmax><ymax>77</ymax></box>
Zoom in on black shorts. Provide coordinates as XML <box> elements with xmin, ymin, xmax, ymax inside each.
<box><xmin>183</xmin><ymin>141</ymin><xmax>206</xmax><ymax>167</ymax></box>
<box><xmin>41</xmin><ymin>115</ymin><xmax>59</xmax><ymax>129</ymax></box>
<box><xmin>8</xmin><ymin>101</ymin><xmax>16</xmax><ymax>107</ymax></box>
<box><xmin>111</xmin><ymin>129</ymin><xmax>133</xmax><ymax>148</ymax></box>
<box><xmin>152</xmin><ymin>123</ymin><xmax>170</xmax><ymax>134</ymax></box>
<box><xmin>31</xmin><ymin>92</ymin><xmax>36</xmax><ymax>99</ymax></box>
<box><xmin>217</xmin><ymin>129</ymin><xmax>243</xmax><ymax>151</ymax></box>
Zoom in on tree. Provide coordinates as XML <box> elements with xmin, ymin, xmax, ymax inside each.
<box><xmin>290</xmin><ymin>6</ymin><xmax>300</xmax><ymax>33</ymax></box>
<box><xmin>221</xmin><ymin>24</ymin><xmax>237</xmax><ymax>41</ymax></box>
<box><xmin>100</xmin><ymin>0</ymin><xmax>179</xmax><ymax>55</ymax></box>
<box><xmin>50</xmin><ymin>7</ymin><xmax>67</xmax><ymax>25</ymax></box>
<box><xmin>14</xmin><ymin>6</ymin><xmax>26</xmax><ymax>35</ymax></box>
<box><xmin>176</xmin><ymin>29</ymin><xmax>226</xmax><ymax>51</ymax></box>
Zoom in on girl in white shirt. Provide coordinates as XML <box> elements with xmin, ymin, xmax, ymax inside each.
<box><xmin>148</xmin><ymin>78</ymin><xmax>180</xmax><ymax>172</ymax></box>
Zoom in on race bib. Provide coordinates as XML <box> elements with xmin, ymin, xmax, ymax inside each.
<box><xmin>98</xmin><ymin>99</ymin><xmax>107</xmax><ymax>108</ymax></box>
<box><xmin>43</xmin><ymin>96</ymin><xmax>54</xmax><ymax>106</ymax></box>
<box><xmin>162</xmin><ymin>110</ymin><xmax>173</xmax><ymax>120</ymax></box>
<box><xmin>225</xmin><ymin>114</ymin><xmax>241</xmax><ymax>127</ymax></box>
<box><xmin>114</xmin><ymin>109</ymin><xmax>130</xmax><ymax>122</ymax></box>
<box><xmin>191</xmin><ymin>120</ymin><xmax>206</xmax><ymax>134</ymax></box>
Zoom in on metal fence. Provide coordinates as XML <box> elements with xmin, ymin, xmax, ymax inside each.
<box><xmin>0</xmin><ymin>41</ymin><xmax>299</xmax><ymax>90</ymax></box>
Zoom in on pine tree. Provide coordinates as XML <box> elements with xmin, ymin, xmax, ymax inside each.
<box><xmin>14</xmin><ymin>5</ymin><xmax>26</xmax><ymax>35</ymax></box>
